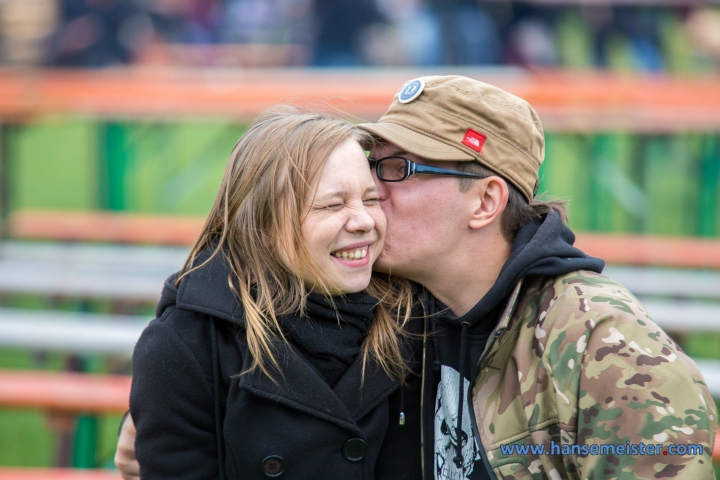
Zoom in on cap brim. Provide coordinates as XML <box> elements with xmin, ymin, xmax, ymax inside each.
<box><xmin>358</xmin><ymin>122</ymin><xmax>473</xmax><ymax>162</ymax></box>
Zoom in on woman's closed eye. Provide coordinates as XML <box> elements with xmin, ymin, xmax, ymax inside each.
<box><xmin>322</xmin><ymin>203</ymin><xmax>345</xmax><ymax>211</ymax></box>
<box><xmin>363</xmin><ymin>197</ymin><xmax>380</xmax><ymax>205</ymax></box>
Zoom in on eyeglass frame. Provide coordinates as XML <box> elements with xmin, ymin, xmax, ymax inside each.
<box><xmin>367</xmin><ymin>155</ymin><xmax>488</xmax><ymax>182</ymax></box>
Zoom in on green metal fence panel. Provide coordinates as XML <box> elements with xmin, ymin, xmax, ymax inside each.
<box><xmin>540</xmin><ymin>133</ymin><xmax>592</xmax><ymax>232</ymax></box>
<box><xmin>6</xmin><ymin>120</ymin><xmax>720</xmax><ymax>239</ymax></box>
<box><xmin>643</xmin><ymin>135</ymin><xmax>702</xmax><ymax>236</ymax></box>
<box><xmin>11</xmin><ymin>119</ymin><xmax>98</xmax><ymax>212</ymax></box>
<box><xmin>590</xmin><ymin>134</ymin><xmax>644</xmax><ymax>233</ymax></box>
<box><xmin>111</xmin><ymin>122</ymin><xmax>244</xmax><ymax>216</ymax></box>
<box><xmin>72</xmin><ymin>415</ymin><xmax>97</xmax><ymax>469</ymax></box>
<box><xmin>101</xmin><ymin>123</ymin><xmax>131</xmax><ymax>212</ymax></box>
<box><xmin>699</xmin><ymin>135</ymin><xmax>720</xmax><ymax>237</ymax></box>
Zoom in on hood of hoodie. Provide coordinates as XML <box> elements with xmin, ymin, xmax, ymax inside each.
<box><xmin>155</xmin><ymin>249</ymin><xmax>246</xmax><ymax>326</ymax></box>
<box><xmin>447</xmin><ymin>209</ymin><xmax>605</xmax><ymax>328</ymax></box>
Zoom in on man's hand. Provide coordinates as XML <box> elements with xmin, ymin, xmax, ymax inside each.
<box><xmin>114</xmin><ymin>413</ymin><xmax>139</xmax><ymax>480</ymax></box>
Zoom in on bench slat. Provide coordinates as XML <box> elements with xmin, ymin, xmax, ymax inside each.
<box><xmin>0</xmin><ymin>308</ymin><xmax>149</xmax><ymax>355</ymax></box>
<box><xmin>604</xmin><ymin>266</ymin><xmax>720</xmax><ymax>300</ymax></box>
<box><xmin>0</xmin><ymin>469</ymin><xmax>121</xmax><ymax>480</ymax></box>
<box><xmin>639</xmin><ymin>299</ymin><xmax>720</xmax><ymax>332</ymax></box>
<box><xmin>0</xmin><ymin>370</ymin><xmax>131</xmax><ymax>414</ymax></box>
<box><xmin>0</xmin><ymin>241</ymin><xmax>186</xmax><ymax>302</ymax></box>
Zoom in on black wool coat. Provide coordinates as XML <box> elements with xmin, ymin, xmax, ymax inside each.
<box><xmin>130</xmin><ymin>254</ymin><xmax>422</xmax><ymax>480</ymax></box>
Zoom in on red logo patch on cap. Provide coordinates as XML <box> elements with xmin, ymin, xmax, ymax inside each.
<box><xmin>462</xmin><ymin>128</ymin><xmax>486</xmax><ymax>153</ymax></box>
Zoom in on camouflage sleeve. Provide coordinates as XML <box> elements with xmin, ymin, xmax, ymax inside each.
<box><xmin>575</xmin><ymin>290</ymin><xmax>717</xmax><ymax>479</ymax></box>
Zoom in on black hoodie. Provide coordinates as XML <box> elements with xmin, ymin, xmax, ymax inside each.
<box><xmin>422</xmin><ymin>211</ymin><xmax>604</xmax><ymax>480</ymax></box>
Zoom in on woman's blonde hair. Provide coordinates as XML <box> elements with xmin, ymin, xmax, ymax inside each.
<box><xmin>178</xmin><ymin>106</ymin><xmax>414</xmax><ymax>382</ymax></box>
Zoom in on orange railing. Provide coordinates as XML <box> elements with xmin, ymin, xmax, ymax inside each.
<box><xmin>1</xmin><ymin>69</ymin><xmax>720</xmax><ymax>131</ymax></box>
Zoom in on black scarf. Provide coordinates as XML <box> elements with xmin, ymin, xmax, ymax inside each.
<box><xmin>278</xmin><ymin>292</ymin><xmax>377</xmax><ymax>387</ymax></box>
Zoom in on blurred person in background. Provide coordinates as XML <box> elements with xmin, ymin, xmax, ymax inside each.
<box><xmin>0</xmin><ymin>0</ymin><xmax>59</xmax><ymax>66</ymax></box>
<box><xmin>360</xmin><ymin>0</ymin><xmax>442</xmax><ymax>66</ymax></box>
<box><xmin>47</xmin><ymin>0</ymin><xmax>140</xmax><ymax>66</ymax></box>
<box><xmin>126</xmin><ymin>106</ymin><xmax>422</xmax><ymax>479</ymax></box>
<box><xmin>361</xmin><ymin>0</ymin><xmax>501</xmax><ymax>67</ymax></box>
<box><xmin>686</xmin><ymin>7</ymin><xmax>720</xmax><ymax>62</ymax></box>
<box><xmin>608</xmin><ymin>6</ymin><xmax>665</xmax><ymax>71</ymax></box>
<box><xmin>147</xmin><ymin>0</ymin><xmax>220</xmax><ymax>44</ymax></box>
<box><xmin>501</xmin><ymin>3</ymin><xmax>559</xmax><ymax>68</ymax></box>
<box><xmin>312</xmin><ymin>0</ymin><xmax>381</xmax><ymax>66</ymax></box>
<box><xmin>217</xmin><ymin>0</ymin><xmax>313</xmax><ymax>66</ymax></box>
<box><xmin>432</xmin><ymin>0</ymin><xmax>501</xmax><ymax>65</ymax></box>
<box><xmin>219</xmin><ymin>0</ymin><xmax>288</xmax><ymax>44</ymax></box>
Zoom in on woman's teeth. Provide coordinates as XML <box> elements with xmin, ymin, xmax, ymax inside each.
<box><xmin>332</xmin><ymin>248</ymin><xmax>367</xmax><ymax>260</ymax></box>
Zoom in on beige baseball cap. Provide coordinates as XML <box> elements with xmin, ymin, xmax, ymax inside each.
<box><xmin>358</xmin><ymin>75</ymin><xmax>544</xmax><ymax>201</ymax></box>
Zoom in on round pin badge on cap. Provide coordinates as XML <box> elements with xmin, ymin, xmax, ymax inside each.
<box><xmin>398</xmin><ymin>79</ymin><xmax>424</xmax><ymax>104</ymax></box>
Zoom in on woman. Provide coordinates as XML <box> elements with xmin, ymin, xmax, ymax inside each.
<box><xmin>130</xmin><ymin>106</ymin><xmax>422</xmax><ymax>479</ymax></box>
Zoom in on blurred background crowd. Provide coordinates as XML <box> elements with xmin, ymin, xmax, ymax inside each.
<box><xmin>2</xmin><ymin>0</ymin><xmax>720</xmax><ymax>71</ymax></box>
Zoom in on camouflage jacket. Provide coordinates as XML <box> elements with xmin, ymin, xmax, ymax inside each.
<box><xmin>470</xmin><ymin>270</ymin><xmax>717</xmax><ymax>479</ymax></box>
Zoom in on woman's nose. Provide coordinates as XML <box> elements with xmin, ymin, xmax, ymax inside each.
<box><xmin>346</xmin><ymin>205</ymin><xmax>375</xmax><ymax>233</ymax></box>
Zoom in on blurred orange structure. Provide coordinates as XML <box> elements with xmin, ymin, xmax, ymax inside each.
<box><xmin>0</xmin><ymin>468</ymin><xmax>121</xmax><ymax>480</ymax></box>
<box><xmin>0</xmin><ymin>68</ymin><xmax>719</xmax><ymax>131</ymax></box>
<box><xmin>9</xmin><ymin>209</ymin><xmax>204</xmax><ymax>246</ymax></box>
<box><xmin>0</xmin><ymin>467</ymin><xmax>122</xmax><ymax>480</ymax></box>
<box><xmin>0</xmin><ymin>370</ymin><xmax>130</xmax><ymax>414</ymax></box>
<box><xmin>574</xmin><ymin>233</ymin><xmax>720</xmax><ymax>269</ymax></box>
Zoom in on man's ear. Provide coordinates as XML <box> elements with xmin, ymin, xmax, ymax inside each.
<box><xmin>468</xmin><ymin>176</ymin><xmax>508</xmax><ymax>230</ymax></box>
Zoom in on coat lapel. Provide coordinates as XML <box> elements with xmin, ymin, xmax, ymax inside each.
<box><xmin>236</xmin><ymin>341</ymin><xmax>361</xmax><ymax>433</ymax></box>
<box><xmin>333</xmin><ymin>344</ymin><xmax>405</xmax><ymax>422</ymax></box>
<box><xmin>238</xmin><ymin>340</ymin><xmax>401</xmax><ymax>430</ymax></box>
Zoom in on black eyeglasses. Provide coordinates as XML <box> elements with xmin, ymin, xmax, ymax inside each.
<box><xmin>368</xmin><ymin>156</ymin><xmax>487</xmax><ymax>182</ymax></box>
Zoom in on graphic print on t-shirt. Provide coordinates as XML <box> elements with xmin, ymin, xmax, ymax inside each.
<box><xmin>435</xmin><ymin>365</ymin><xmax>481</xmax><ymax>480</ymax></box>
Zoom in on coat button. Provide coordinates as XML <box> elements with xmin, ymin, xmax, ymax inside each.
<box><xmin>342</xmin><ymin>438</ymin><xmax>366</xmax><ymax>462</ymax></box>
<box><xmin>262</xmin><ymin>455</ymin><xmax>285</xmax><ymax>477</ymax></box>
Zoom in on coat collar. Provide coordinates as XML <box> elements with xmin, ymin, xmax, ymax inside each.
<box><xmin>236</xmin><ymin>340</ymin><xmax>401</xmax><ymax>432</ymax></box>
<box><xmin>173</xmin><ymin>251</ymin><xmax>245</xmax><ymax>326</ymax></box>
<box><xmin>169</xmin><ymin>250</ymin><xmax>402</xmax><ymax>431</ymax></box>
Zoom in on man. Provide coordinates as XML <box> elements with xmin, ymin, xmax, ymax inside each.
<box><xmin>116</xmin><ymin>76</ymin><xmax>716</xmax><ymax>479</ymax></box>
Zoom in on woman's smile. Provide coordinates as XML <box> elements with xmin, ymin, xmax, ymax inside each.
<box><xmin>330</xmin><ymin>241</ymin><xmax>374</xmax><ymax>266</ymax></box>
